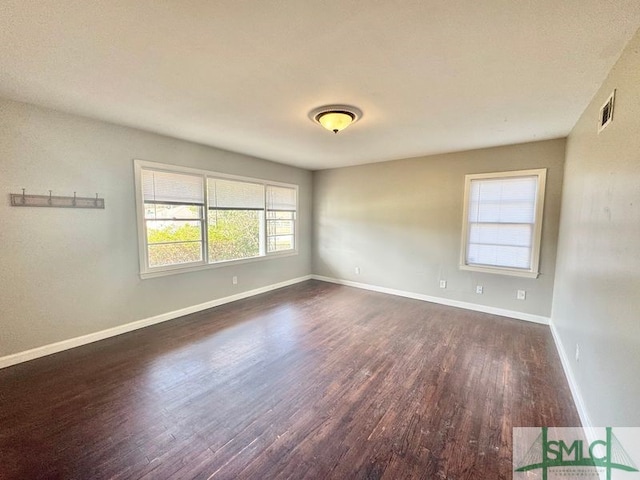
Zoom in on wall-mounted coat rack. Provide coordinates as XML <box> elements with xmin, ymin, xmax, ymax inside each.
<box><xmin>10</xmin><ymin>189</ymin><xmax>105</xmax><ymax>209</ymax></box>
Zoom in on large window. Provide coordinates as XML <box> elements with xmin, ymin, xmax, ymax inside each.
<box><xmin>135</xmin><ymin>160</ymin><xmax>297</xmax><ymax>278</ymax></box>
<box><xmin>460</xmin><ymin>169</ymin><xmax>546</xmax><ymax>278</ymax></box>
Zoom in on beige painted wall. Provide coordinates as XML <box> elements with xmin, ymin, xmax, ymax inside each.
<box><xmin>313</xmin><ymin>139</ymin><xmax>565</xmax><ymax>318</ymax></box>
<box><xmin>0</xmin><ymin>98</ymin><xmax>312</xmax><ymax>357</ymax></box>
<box><xmin>552</xmin><ymin>29</ymin><xmax>640</xmax><ymax>425</ymax></box>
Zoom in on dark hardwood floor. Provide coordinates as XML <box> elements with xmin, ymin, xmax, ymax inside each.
<box><xmin>0</xmin><ymin>280</ymin><xmax>579</xmax><ymax>479</ymax></box>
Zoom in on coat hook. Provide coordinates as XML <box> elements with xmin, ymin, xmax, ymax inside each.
<box><xmin>94</xmin><ymin>193</ymin><xmax>99</xmax><ymax>207</ymax></box>
<box><xmin>73</xmin><ymin>191</ymin><xmax>77</xmax><ymax>206</ymax></box>
<box><xmin>21</xmin><ymin>188</ymin><xmax>26</xmax><ymax>205</ymax></box>
<box><xmin>48</xmin><ymin>190</ymin><xmax>53</xmax><ymax>205</ymax></box>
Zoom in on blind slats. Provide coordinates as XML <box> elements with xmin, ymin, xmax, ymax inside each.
<box><xmin>267</xmin><ymin>185</ymin><xmax>296</xmax><ymax>211</ymax></box>
<box><xmin>467</xmin><ymin>244</ymin><xmax>532</xmax><ymax>269</ymax></box>
<box><xmin>469</xmin><ymin>223</ymin><xmax>532</xmax><ymax>247</ymax></box>
<box><xmin>142</xmin><ymin>169</ymin><xmax>204</xmax><ymax>205</ymax></box>
<box><xmin>468</xmin><ymin>176</ymin><xmax>537</xmax><ymax>223</ymax></box>
<box><xmin>208</xmin><ymin>179</ymin><xmax>265</xmax><ymax>209</ymax></box>
<box><xmin>466</xmin><ymin>175</ymin><xmax>538</xmax><ymax>270</ymax></box>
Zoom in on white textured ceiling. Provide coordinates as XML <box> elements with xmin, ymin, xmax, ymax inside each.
<box><xmin>1</xmin><ymin>1</ymin><xmax>639</xmax><ymax>170</ymax></box>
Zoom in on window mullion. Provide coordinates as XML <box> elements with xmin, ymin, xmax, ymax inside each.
<box><xmin>263</xmin><ymin>186</ymin><xmax>268</xmax><ymax>256</ymax></box>
<box><xmin>202</xmin><ymin>175</ymin><xmax>209</xmax><ymax>264</ymax></box>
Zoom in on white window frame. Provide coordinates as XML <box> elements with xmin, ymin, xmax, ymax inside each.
<box><xmin>134</xmin><ymin>159</ymin><xmax>298</xmax><ymax>279</ymax></box>
<box><xmin>459</xmin><ymin>168</ymin><xmax>546</xmax><ymax>278</ymax></box>
<box><xmin>265</xmin><ymin>185</ymin><xmax>297</xmax><ymax>254</ymax></box>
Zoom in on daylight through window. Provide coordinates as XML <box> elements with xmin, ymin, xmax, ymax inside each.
<box><xmin>460</xmin><ymin>169</ymin><xmax>546</xmax><ymax>278</ymax></box>
<box><xmin>135</xmin><ymin>161</ymin><xmax>298</xmax><ymax>277</ymax></box>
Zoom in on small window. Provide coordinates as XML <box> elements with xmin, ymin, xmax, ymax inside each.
<box><xmin>134</xmin><ymin>160</ymin><xmax>298</xmax><ymax>278</ymax></box>
<box><xmin>266</xmin><ymin>185</ymin><xmax>297</xmax><ymax>253</ymax></box>
<box><xmin>460</xmin><ymin>169</ymin><xmax>546</xmax><ymax>278</ymax></box>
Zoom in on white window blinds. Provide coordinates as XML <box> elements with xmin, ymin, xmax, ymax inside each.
<box><xmin>135</xmin><ymin>160</ymin><xmax>299</xmax><ymax>277</ymax></box>
<box><xmin>142</xmin><ymin>169</ymin><xmax>204</xmax><ymax>206</ymax></box>
<box><xmin>466</xmin><ymin>175</ymin><xmax>538</xmax><ymax>270</ymax></box>
<box><xmin>266</xmin><ymin>185</ymin><xmax>297</xmax><ymax>253</ymax></box>
<box><xmin>208</xmin><ymin>178</ymin><xmax>265</xmax><ymax>210</ymax></box>
<box><xmin>266</xmin><ymin>185</ymin><xmax>297</xmax><ymax>211</ymax></box>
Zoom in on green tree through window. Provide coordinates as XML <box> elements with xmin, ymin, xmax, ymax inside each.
<box><xmin>136</xmin><ymin>161</ymin><xmax>298</xmax><ymax>276</ymax></box>
<box><xmin>208</xmin><ymin>210</ymin><xmax>261</xmax><ymax>262</ymax></box>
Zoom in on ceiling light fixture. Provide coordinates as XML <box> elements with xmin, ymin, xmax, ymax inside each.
<box><xmin>309</xmin><ymin>105</ymin><xmax>362</xmax><ymax>134</ymax></box>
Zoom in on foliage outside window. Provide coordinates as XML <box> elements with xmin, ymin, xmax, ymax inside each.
<box><xmin>460</xmin><ymin>169</ymin><xmax>546</xmax><ymax>278</ymax></box>
<box><xmin>135</xmin><ymin>160</ymin><xmax>297</xmax><ymax>278</ymax></box>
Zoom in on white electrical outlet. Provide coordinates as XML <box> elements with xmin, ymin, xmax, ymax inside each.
<box><xmin>575</xmin><ymin>344</ymin><xmax>580</xmax><ymax>362</ymax></box>
<box><xmin>439</xmin><ymin>280</ymin><xmax>447</xmax><ymax>289</ymax></box>
<box><xmin>476</xmin><ymin>285</ymin><xmax>483</xmax><ymax>294</ymax></box>
<box><xmin>355</xmin><ymin>266</ymin><xmax>360</xmax><ymax>275</ymax></box>
<box><xmin>517</xmin><ymin>290</ymin><xmax>526</xmax><ymax>300</ymax></box>
<box><xmin>232</xmin><ymin>276</ymin><xmax>238</xmax><ymax>285</ymax></box>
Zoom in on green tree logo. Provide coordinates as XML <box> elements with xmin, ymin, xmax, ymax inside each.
<box><xmin>515</xmin><ymin>427</ymin><xmax>638</xmax><ymax>480</ymax></box>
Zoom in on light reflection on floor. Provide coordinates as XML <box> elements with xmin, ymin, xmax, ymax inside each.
<box><xmin>141</xmin><ymin>304</ymin><xmax>302</xmax><ymax>397</ymax></box>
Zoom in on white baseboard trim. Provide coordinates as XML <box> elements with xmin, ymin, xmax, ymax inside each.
<box><xmin>549</xmin><ymin>321</ymin><xmax>592</xmax><ymax>431</ymax></box>
<box><xmin>311</xmin><ymin>275</ymin><xmax>550</xmax><ymax>325</ymax></box>
<box><xmin>0</xmin><ymin>275</ymin><xmax>312</xmax><ymax>370</ymax></box>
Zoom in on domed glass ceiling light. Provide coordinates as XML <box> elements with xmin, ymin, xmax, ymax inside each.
<box><xmin>310</xmin><ymin>105</ymin><xmax>362</xmax><ymax>134</ymax></box>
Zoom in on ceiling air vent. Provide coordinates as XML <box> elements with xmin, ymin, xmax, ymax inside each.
<box><xmin>598</xmin><ymin>90</ymin><xmax>615</xmax><ymax>133</ymax></box>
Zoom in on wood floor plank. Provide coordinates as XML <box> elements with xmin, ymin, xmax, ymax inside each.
<box><xmin>0</xmin><ymin>280</ymin><xmax>579</xmax><ymax>479</ymax></box>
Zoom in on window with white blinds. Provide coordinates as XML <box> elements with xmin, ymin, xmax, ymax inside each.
<box><xmin>266</xmin><ymin>185</ymin><xmax>297</xmax><ymax>253</ymax></box>
<box><xmin>460</xmin><ymin>169</ymin><xmax>546</xmax><ymax>278</ymax></box>
<box><xmin>135</xmin><ymin>160</ymin><xmax>298</xmax><ymax>278</ymax></box>
<box><xmin>207</xmin><ymin>178</ymin><xmax>265</xmax><ymax>263</ymax></box>
<box><xmin>141</xmin><ymin>169</ymin><xmax>205</xmax><ymax>269</ymax></box>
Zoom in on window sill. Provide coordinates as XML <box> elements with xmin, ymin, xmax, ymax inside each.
<box><xmin>140</xmin><ymin>250</ymin><xmax>298</xmax><ymax>279</ymax></box>
<box><xmin>459</xmin><ymin>264</ymin><xmax>540</xmax><ymax>279</ymax></box>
